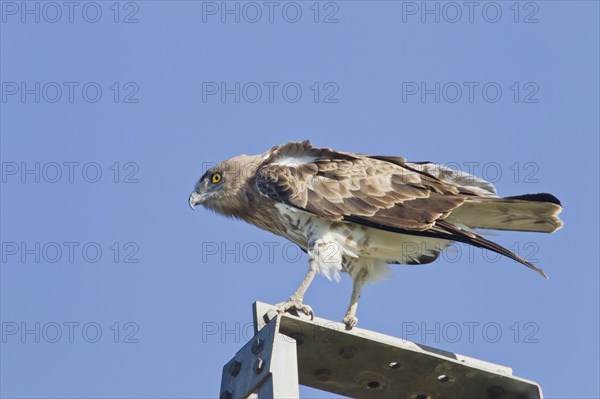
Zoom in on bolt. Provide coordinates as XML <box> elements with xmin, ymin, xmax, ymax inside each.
<box><xmin>487</xmin><ymin>386</ymin><xmax>505</xmax><ymax>398</ymax></box>
<box><xmin>339</xmin><ymin>346</ymin><xmax>357</xmax><ymax>359</ymax></box>
<box><xmin>264</xmin><ymin>309</ymin><xmax>279</xmax><ymax>323</ymax></box>
<box><xmin>315</xmin><ymin>369</ymin><xmax>332</xmax><ymax>382</ymax></box>
<box><xmin>253</xmin><ymin>358</ymin><xmax>265</xmax><ymax>374</ymax></box>
<box><xmin>220</xmin><ymin>390</ymin><xmax>232</xmax><ymax>399</ymax></box>
<box><xmin>228</xmin><ymin>360</ymin><xmax>241</xmax><ymax>377</ymax></box>
<box><xmin>251</xmin><ymin>338</ymin><xmax>264</xmax><ymax>355</ymax></box>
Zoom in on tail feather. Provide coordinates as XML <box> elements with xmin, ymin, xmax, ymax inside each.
<box><xmin>505</xmin><ymin>193</ymin><xmax>561</xmax><ymax>206</ymax></box>
<box><xmin>448</xmin><ymin>193</ymin><xmax>563</xmax><ymax>233</ymax></box>
<box><xmin>434</xmin><ymin>221</ymin><xmax>549</xmax><ymax>279</ymax></box>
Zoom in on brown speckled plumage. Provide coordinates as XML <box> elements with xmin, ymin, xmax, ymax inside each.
<box><xmin>190</xmin><ymin>140</ymin><xmax>563</xmax><ymax>328</ymax></box>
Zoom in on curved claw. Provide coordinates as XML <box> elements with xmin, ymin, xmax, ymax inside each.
<box><xmin>276</xmin><ymin>299</ymin><xmax>314</xmax><ymax>320</ymax></box>
<box><xmin>342</xmin><ymin>315</ymin><xmax>358</xmax><ymax>330</ymax></box>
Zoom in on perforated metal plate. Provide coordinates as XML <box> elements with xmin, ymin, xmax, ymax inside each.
<box><xmin>253</xmin><ymin>302</ymin><xmax>542</xmax><ymax>399</ymax></box>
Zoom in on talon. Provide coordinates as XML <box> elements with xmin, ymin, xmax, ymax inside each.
<box><xmin>342</xmin><ymin>315</ymin><xmax>358</xmax><ymax>330</ymax></box>
<box><xmin>302</xmin><ymin>304</ymin><xmax>314</xmax><ymax>319</ymax></box>
<box><xmin>276</xmin><ymin>298</ymin><xmax>315</xmax><ymax>319</ymax></box>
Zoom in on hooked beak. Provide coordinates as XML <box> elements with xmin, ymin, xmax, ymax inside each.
<box><xmin>188</xmin><ymin>191</ymin><xmax>205</xmax><ymax>210</ymax></box>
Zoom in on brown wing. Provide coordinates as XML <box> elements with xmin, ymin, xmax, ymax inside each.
<box><xmin>255</xmin><ymin>140</ymin><xmax>548</xmax><ymax>278</ymax></box>
<box><xmin>255</xmin><ymin>140</ymin><xmax>466</xmax><ymax>231</ymax></box>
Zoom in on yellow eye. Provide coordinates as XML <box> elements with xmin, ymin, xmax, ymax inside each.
<box><xmin>211</xmin><ymin>173</ymin><xmax>221</xmax><ymax>184</ymax></box>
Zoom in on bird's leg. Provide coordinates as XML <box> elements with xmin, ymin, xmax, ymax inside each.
<box><xmin>276</xmin><ymin>255</ymin><xmax>317</xmax><ymax>319</ymax></box>
<box><xmin>276</xmin><ymin>267</ymin><xmax>316</xmax><ymax>318</ymax></box>
<box><xmin>342</xmin><ymin>269</ymin><xmax>367</xmax><ymax>330</ymax></box>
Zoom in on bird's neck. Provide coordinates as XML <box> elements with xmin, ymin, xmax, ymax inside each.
<box><xmin>235</xmin><ymin>184</ymin><xmax>287</xmax><ymax>236</ymax></box>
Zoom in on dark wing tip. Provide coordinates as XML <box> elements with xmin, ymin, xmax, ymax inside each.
<box><xmin>505</xmin><ymin>193</ymin><xmax>562</xmax><ymax>207</ymax></box>
<box><xmin>368</xmin><ymin>155</ymin><xmax>408</xmax><ymax>166</ymax></box>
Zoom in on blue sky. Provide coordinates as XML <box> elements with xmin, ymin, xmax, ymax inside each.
<box><xmin>1</xmin><ymin>1</ymin><xmax>598</xmax><ymax>398</ymax></box>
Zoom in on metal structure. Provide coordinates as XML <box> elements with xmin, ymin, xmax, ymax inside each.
<box><xmin>219</xmin><ymin>301</ymin><xmax>543</xmax><ymax>399</ymax></box>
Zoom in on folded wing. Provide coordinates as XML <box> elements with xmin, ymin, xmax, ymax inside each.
<box><xmin>255</xmin><ymin>141</ymin><xmax>561</xmax><ymax>278</ymax></box>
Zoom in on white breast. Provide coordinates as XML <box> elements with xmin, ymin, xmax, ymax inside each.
<box><xmin>274</xmin><ymin>204</ymin><xmax>450</xmax><ymax>284</ymax></box>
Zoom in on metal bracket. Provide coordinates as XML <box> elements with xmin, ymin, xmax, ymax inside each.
<box><xmin>219</xmin><ymin>314</ymin><xmax>299</xmax><ymax>399</ymax></box>
<box><xmin>219</xmin><ymin>301</ymin><xmax>543</xmax><ymax>399</ymax></box>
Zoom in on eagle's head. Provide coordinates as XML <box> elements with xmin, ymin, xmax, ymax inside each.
<box><xmin>189</xmin><ymin>154</ymin><xmax>261</xmax><ymax>219</ymax></box>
